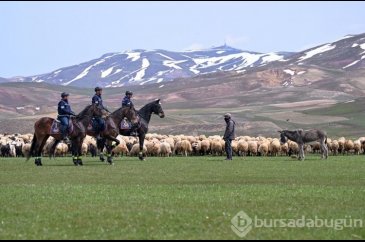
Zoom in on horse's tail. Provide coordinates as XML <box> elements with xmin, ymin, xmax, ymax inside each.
<box><xmin>49</xmin><ymin>139</ymin><xmax>60</xmax><ymax>159</ymax></box>
<box><xmin>27</xmin><ymin>133</ymin><xmax>37</xmax><ymax>161</ymax></box>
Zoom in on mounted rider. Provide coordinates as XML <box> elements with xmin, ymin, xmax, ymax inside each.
<box><xmin>92</xmin><ymin>87</ymin><xmax>110</xmax><ymax>139</ymax></box>
<box><xmin>122</xmin><ymin>91</ymin><xmax>138</xmax><ymax>136</ymax></box>
<box><xmin>58</xmin><ymin>92</ymin><xmax>76</xmax><ymax>143</ymax></box>
<box><xmin>122</xmin><ymin>91</ymin><xmax>134</xmax><ymax>108</ymax></box>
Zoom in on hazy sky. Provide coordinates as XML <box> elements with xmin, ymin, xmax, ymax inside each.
<box><xmin>1</xmin><ymin>1</ymin><xmax>365</xmax><ymax>77</ymax></box>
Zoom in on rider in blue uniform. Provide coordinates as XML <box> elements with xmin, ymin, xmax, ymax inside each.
<box><xmin>122</xmin><ymin>91</ymin><xmax>138</xmax><ymax>136</ymax></box>
<box><xmin>92</xmin><ymin>87</ymin><xmax>110</xmax><ymax>139</ymax></box>
<box><xmin>122</xmin><ymin>91</ymin><xmax>134</xmax><ymax>108</ymax></box>
<box><xmin>58</xmin><ymin>92</ymin><xmax>76</xmax><ymax>143</ymax></box>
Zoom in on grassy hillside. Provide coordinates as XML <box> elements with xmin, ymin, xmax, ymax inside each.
<box><xmin>0</xmin><ymin>66</ymin><xmax>364</xmax><ymax>137</ymax></box>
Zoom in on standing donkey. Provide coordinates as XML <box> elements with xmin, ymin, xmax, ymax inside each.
<box><xmin>279</xmin><ymin>129</ymin><xmax>328</xmax><ymax>161</ymax></box>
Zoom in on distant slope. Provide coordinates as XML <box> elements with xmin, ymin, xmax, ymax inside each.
<box><xmin>1</xmin><ymin>33</ymin><xmax>365</xmax><ymax>136</ymax></box>
<box><xmin>3</xmin><ymin>33</ymin><xmax>365</xmax><ymax>88</ymax></box>
<box><xmin>0</xmin><ymin>65</ymin><xmax>363</xmax><ymax>137</ymax></box>
<box><xmin>23</xmin><ymin>46</ymin><xmax>289</xmax><ymax>88</ymax></box>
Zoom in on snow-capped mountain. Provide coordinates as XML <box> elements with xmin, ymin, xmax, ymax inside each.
<box><xmin>23</xmin><ymin>45</ymin><xmax>292</xmax><ymax>88</ymax></box>
<box><xmin>2</xmin><ymin>33</ymin><xmax>365</xmax><ymax>88</ymax></box>
<box><xmin>286</xmin><ymin>34</ymin><xmax>365</xmax><ymax>70</ymax></box>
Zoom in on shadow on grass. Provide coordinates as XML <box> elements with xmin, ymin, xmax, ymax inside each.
<box><xmin>42</xmin><ymin>163</ymin><xmax>108</xmax><ymax>167</ymax></box>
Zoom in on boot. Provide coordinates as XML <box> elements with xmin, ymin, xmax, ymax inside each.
<box><xmin>63</xmin><ymin>136</ymin><xmax>70</xmax><ymax>144</ymax></box>
<box><xmin>61</xmin><ymin>125</ymin><xmax>70</xmax><ymax>144</ymax></box>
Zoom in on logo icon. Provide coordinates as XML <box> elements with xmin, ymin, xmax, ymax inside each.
<box><xmin>231</xmin><ymin>211</ymin><xmax>253</xmax><ymax>238</ymax></box>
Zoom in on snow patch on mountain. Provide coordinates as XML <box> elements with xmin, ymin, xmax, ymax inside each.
<box><xmin>343</xmin><ymin>60</ymin><xmax>361</xmax><ymax>69</ymax></box>
<box><xmin>63</xmin><ymin>59</ymin><xmax>105</xmax><ymax>86</ymax></box>
<box><xmin>53</xmin><ymin>70</ymin><xmax>62</xmax><ymax>75</ymax></box>
<box><xmin>261</xmin><ymin>53</ymin><xmax>285</xmax><ymax>64</ymax></box>
<box><xmin>125</xmin><ymin>51</ymin><xmax>141</xmax><ymax>62</ymax></box>
<box><xmin>298</xmin><ymin>44</ymin><xmax>336</xmax><ymax>61</ymax></box>
<box><xmin>163</xmin><ymin>60</ymin><xmax>186</xmax><ymax>70</ymax></box>
<box><xmin>133</xmin><ymin>58</ymin><xmax>150</xmax><ymax>82</ymax></box>
<box><xmin>157</xmin><ymin>53</ymin><xmax>174</xmax><ymax>60</ymax></box>
<box><xmin>101</xmin><ymin>67</ymin><xmax>114</xmax><ymax>78</ymax></box>
<box><xmin>284</xmin><ymin>69</ymin><xmax>295</xmax><ymax>75</ymax></box>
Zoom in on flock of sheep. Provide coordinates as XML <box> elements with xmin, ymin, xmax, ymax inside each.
<box><xmin>1</xmin><ymin>133</ymin><xmax>365</xmax><ymax>158</ymax></box>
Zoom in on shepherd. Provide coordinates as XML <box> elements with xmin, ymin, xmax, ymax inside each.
<box><xmin>223</xmin><ymin>113</ymin><xmax>236</xmax><ymax>161</ymax></box>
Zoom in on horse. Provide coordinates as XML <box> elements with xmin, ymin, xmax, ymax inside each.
<box><xmin>98</xmin><ymin>99</ymin><xmax>165</xmax><ymax>161</ymax></box>
<box><xmin>121</xmin><ymin>99</ymin><xmax>165</xmax><ymax>161</ymax></box>
<box><xmin>88</xmin><ymin>106</ymin><xmax>139</xmax><ymax>164</ymax></box>
<box><xmin>27</xmin><ymin>104</ymin><xmax>106</xmax><ymax>166</ymax></box>
<box><xmin>48</xmin><ymin>106</ymin><xmax>138</xmax><ymax>165</ymax></box>
<box><xmin>279</xmin><ymin>129</ymin><xmax>328</xmax><ymax>161</ymax></box>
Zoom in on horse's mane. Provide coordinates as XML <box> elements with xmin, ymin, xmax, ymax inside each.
<box><xmin>139</xmin><ymin>100</ymin><xmax>157</xmax><ymax>113</ymax></box>
<box><xmin>77</xmin><ymin>104</ymin><xmax>93</xmax><ymax>120</ymax></box>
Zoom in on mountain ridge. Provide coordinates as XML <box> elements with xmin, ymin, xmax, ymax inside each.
<box><xmin>1</xmin><ymin>33</ymin><xmax>365</xmax><ymax>88</ymax></box>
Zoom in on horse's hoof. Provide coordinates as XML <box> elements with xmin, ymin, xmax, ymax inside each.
<box><xmin>73</xmin><ymin>160</ymin><xmax>78</xmax><ymax>166</ymax></box>
<box><xmin>139</xmin><ymin>157</ymin><xmax>145</xmax><ymax>161</ymax></box>
<box><xmin>78</xmin><ymin>160</ymin><xmax>83</xmax><ymax>166</ymax></box>
<box><xmin>35</xmin><ymin>159</ymin><xmax>42</xmax><ymax>166</ymax></box>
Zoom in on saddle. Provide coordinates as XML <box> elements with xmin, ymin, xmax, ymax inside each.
<box><xmin>50</xmin><ymin>119</ymin><xmax>74</xmax><ymax>135</ymax></box>
<box><xmin>120</xmin><ymin>119</ymin><xmax>132</xmax><ymax>131</ymax></box>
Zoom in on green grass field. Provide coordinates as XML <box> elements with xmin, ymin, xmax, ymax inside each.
<box><xmin>0</xmin><ymin>156</ymin><xmax>364</xmax><ymax>240</ymax></box>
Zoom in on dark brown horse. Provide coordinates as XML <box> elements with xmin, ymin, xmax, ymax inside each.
<box><xmin>49</xmin><ymin>106</ymin><xmax>139</xmax><ymax>165</ymax></box>
<box><xmin>27</xmin><ymin>104</ymin><xmax>105</xmax><ymax>166</ymax></box>
<box><xmin>99</xmin><ymin>100</ymin><xmax>165</xmax><ymax>161</ymax></box>
<box><xmin>87</xmin><ymin>106</ymin><xmax>139</xmax><ymax>164</ymax></box>
<box><xmin>120</xmin><ymin>99</ymin><xmax>165</xmax><ymax>161</ymax></box>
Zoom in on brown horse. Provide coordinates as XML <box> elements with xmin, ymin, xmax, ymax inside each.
<box><xmin>27</xmin><ymin>104</ymin><xmax>106</xmax><ymax>166</ymax></box>
<box><xmin>49</xmin><ymin>106</ymin><xmax>139</xmax><ymax>165</ymax></box>
<box><xmin>86</xmin><ymin>106</ymin><xmax>139</xmax><ymax>164</ymax></box>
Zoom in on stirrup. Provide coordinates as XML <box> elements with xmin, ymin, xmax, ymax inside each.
<box><xmin>130</xmin><ymin>132</ymin><xmax>138</xmax><ymax>137</ymax></box>
<box><xmin>63</xmin><ymin>137</ymin><xmax>70</xmax><ymax>144</ymax></box>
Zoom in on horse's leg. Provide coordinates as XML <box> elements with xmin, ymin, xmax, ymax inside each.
<box><xmin>49</xmin><ymin>139</ymin><xmax>61</xmax><ymax>159</ymax></box>
<box><xmin>71</xmin><ymin>139</ymin><xmax>78</xmax><ymax>166</ymax></box>
<box><xmin>97</xmin><ymin>138</ymin><xmax>106</xmax><ymax>162</ymax></box>
<box><xmin>104</xmin><ymin>135</ymin><xmax>120</xmax><ymax>146</ymax></box>
<box><xmin>34</xmin><ymin>135</ymin><xmax>43</xmax><ymax>166</ymax></box>
<box><xmin>31</xmin><ymin>134</ymin><xmax>41</xmax><ymax>166</ymax></box>
<box><xmin>36</xmin><ymin>135</ymin><xmax>49</xmax><ymax>166</ymax></box>
<box><xmin>321</xmin><ymin>139</ymin><xmax>329</xmax><ymax>159</ymax></box>
<box><xmin>298</xmin><ymin>144</ymin><xmax>304</xmax><ymax>161</ymax></box>
<box><xmin>325</xmin><ymin>139</ymin><xmax>329</xmax><ymax>159</ymax></box>
<box><xmin>138</xmin><ymin>133</ymin><xmax>146</xmax><ymax>161</ymax></box>
<box><xmin>105</xmin><ymin>140</ymin><xmax>114</xmax><ymax>165</ymax></box>
<box><xmin>77</xmin><ymin>137</ymin><xmax>84</xmax><ymax>166</ymax></box>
